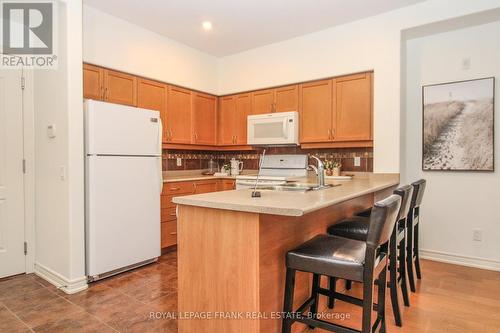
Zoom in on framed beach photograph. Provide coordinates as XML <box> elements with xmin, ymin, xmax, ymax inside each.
<box><xmin>422</xmin><ymin>77</ymin><xmax>495</xmax><ymax>171</ymax></box>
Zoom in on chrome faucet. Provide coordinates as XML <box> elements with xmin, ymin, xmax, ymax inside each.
<box><xmin>308</xmin><ymin>156</ymin><xmax>326</xmax><ymax>188</ymax></box>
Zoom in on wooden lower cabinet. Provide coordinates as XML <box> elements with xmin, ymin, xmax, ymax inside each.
<box><xmin>161</xmin><ymin>179</ymin><xmax>235</xmax><ymax>248</ymax></box>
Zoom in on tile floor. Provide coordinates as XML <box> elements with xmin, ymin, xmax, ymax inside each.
<box><xmin>0</xmin><ymin>251</ymin><xmax>177</xmax><ymax>333</ymax></box>
<box><xmin>1</xmin><ymin>253</ymin><xmax>500</xmax><ymax>333</ymax></box>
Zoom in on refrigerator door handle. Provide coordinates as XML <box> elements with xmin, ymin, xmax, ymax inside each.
<box><xmin>158</xmin><ymin>118</ymin><xmax>163</xmax><ymax>194</ymax></box>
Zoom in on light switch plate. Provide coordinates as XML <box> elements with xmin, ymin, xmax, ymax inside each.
<box><xmin>176</xmin><ymin>158</ymin><xmax>182</xmax><ymax>167</ymax></box>
<box><xmin>354</xmin><ymin>157</ymin><xmax>361</xmax><ymax>167</ymax></box>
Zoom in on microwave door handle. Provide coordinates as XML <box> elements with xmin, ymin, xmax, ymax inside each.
<box><xmin>282</xmin><ymin>118</ymin><xmax>288</xmax><ymax>139</ymax></box>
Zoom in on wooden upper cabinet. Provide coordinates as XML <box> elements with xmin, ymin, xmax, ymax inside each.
<box><xmin>218</xmin><ymin>95</ymin><xmax>237</xmax><ymax>145</ymax></box>
<box><xmin>251</xmin><ymin>89</ymin><xmax>274</xmax><ymax>114</ymax></box>
<box><xmin>103</xmin><ymin>69</ymin><xmax>137</xmax><ymax>106</ymax></box>
<box><xmin>167</xmin><ymin>86</ymin><xmax>192</xmax><ymax>144</ymax></box>
<box><xmin>334</xmin><ymin>73</ymin><xmax>372</xmax><ymax>141</ymax></box>
<box><xmin>275</xmin><ymin>85</ymin><xmax>298</xmax><ymax>113</ymax></box>
<box><xmin>193</xmin><ymin>92</ymin><xmax>217</xmax><ymax>145</ymax></box>
<box><xmin>137</xmin><ymin>79</ymin><xmax>167</xmax><ymax>142</ymax></box>
<box><xmin>299</xmin><ymin>79</ymin><xmax>333</xmax><ymax>143</ymax></box>
<box><xmin>235</xmin><ymin>93</ymin><xmax>251</xmax><ymax>145</ymax></box>
<box><xmin>83</xmin><ymin>63</ymin><xmax>103</xmax><ymax>100</ymax></box>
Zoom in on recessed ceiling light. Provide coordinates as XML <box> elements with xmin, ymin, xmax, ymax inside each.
<box><xmin>202</xmin><ymin>21</ymin><xmax>213</xmax><ymax>31</ymax></box>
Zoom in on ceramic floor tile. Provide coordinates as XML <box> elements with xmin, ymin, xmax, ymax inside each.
<box><xmin>0</xmin><ymin>304</ymin><xmax>32</xmax><ymax>333</ymax></box>
<box><xmin>32</xmin><ymin>311</ymin><xmax>116</xmax><ymax>333</ymax></box>
<box><xmin>0</xmin><ymin>275</ymin><xmax>45</xmax><ymax>301</ymax></box>
<box><xmin>2</xmin><ymin>287</ymin><xmax>61</xmax><ymax>313</ymax></box>
<box><xmin>16</xmin><ymin>296</ymin><xmax>83</xmax><ymax>329</ymax></box>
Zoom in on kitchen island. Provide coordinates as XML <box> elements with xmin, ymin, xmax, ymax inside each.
<box><xmin>173</xmin><ymin>173</ymin><xmax>399</xmax><ymax>333</ymax></box>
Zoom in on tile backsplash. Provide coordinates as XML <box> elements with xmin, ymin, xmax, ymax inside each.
<box><xmin>163</xmin><ymin>147</ymin><xmax>373</xmax><ymax>173</ymax></box>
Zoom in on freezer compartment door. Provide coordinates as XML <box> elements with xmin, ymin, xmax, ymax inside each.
<box><xmin>86</xmin><ymin>155</ymin><xmax>161</xmax><ymax>277</ymax></box>
<box><xmin>85</xmin><ymin>99</ymin><xmax>161</xmax><ymax>156</ymax></box>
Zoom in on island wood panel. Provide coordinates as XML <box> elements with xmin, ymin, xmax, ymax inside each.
<box><xmin>275</xmin><ymin>84</ymin><xmax>299</xmax><ymax>113</ymax></box>
<box><xmin>178</xmin><ymin>205</ymin><xmax>260</xmax><ymax>333</ymax></box>
<box><xmin>176</xmin><ymin>192</ymin><xmax>374</xmax><ymax>333</ymax></box>
<box><xmin>83</xmin><ymin>63</ymin><xmax>103</xmax><ymax>100</ymax></box>
<box><xmin>258</xmin><ymin>193</ymin><xmax>374</xmax><ymax>333</ymax></box>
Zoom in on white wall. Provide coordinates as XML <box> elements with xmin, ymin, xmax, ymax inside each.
<box><xmin>83</xmin><ymin>5</ymin><xmax>219</xmax><ymax>94</ymax></box>
<box><xmin>403</xmin><ymin>21</ymin><xmax>500</xmax><ymax>269</ymax></box>
<box><xmin>217</xmin><ymin>0</ymin><xmax>500</xmax><ymax>173</ymax></box>
<box><xmin>34</xmin><ymin>0</ymin><xmax>86</xmax><ymax>292</ymax></box>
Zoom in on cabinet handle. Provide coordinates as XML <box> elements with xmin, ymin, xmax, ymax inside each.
<box><xmin>170</xmin><ymin>187</ymin><xmax>180</xmax><ymax>191</ymax></box>
<box><xmin>100</xmin><ymin>86</ymin><xmax>104</xmax><ymax>100</ymax></box>
<box><xmin>328</xmin><ymin>129</ymin><xmax>331</xmax><ymax>140</ymax></box>
<box><xmin>169</xmin><ymin>130</ymin><xmax>173</xmax><ymax>140</ymax></box>
<box><xmin>169</xmin><ymin>213</ymin><xmax>177</xmax><ymax>216</ymax></box>
<box><xmin>105</xmin><ymin>88</ymin><xmax>109</xmax><ymax>100</ymax></box>
<box><xmin>194</xmin><ymin>133</ymin><xmax>198</xmax><ymax>141</ymax></box>
<box><xmin>169</xmin><ymin>232</ymin><xmax>177</xmax><ymax>235</ymax></box>
<box><xmin>331</xmin><ymin>129</ymin><xmax>335</xmax><ymax>139</ymax></box>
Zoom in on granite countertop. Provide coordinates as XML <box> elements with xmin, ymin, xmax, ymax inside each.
<box><xmin>173</xmin><ymin>173</ymin><xmax>400</xmax><ymax>217</ymax></box>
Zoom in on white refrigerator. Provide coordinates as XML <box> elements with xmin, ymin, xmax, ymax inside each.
<box><xmin>84</xmin><ymin>99</ymin><xmax>163</xmax><ymax>281</ymax></box>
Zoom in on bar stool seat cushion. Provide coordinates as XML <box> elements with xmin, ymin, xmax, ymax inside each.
<box><xmin>327</xmin><ymin>216</ymin><xmax>370</xmax><ymax>241</ymax></box>
<box><xmin>286</xmin><ymin>235</ymin><xmax>366</xmax><ymax>282</ymax></box>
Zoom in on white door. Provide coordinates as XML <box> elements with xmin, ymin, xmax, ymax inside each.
<box><xmin>0</xmin><ymin>68</ymin><xmax>26</xmax><ymax>278</ymax></box>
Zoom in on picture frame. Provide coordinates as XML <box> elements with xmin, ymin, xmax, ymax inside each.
<box><xmin>422</xmin><ymin>77</ymin><xmax>495</xmax><ymax>172</ymax></box>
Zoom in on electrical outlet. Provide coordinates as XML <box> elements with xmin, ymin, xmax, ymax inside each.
<box><xmin>176</xmin><ymin>158</ymin><xmax>182</xmax><ymax>167</ymax></box>
<box><xmin>354</xmin><ymin>157</ymin><xmax>361</xmax><ymax>167</ymax></box>
<box><xmin>473</xmin><ymin>229</ymin><xmax>483</xmax><ymax>242</ymax></box>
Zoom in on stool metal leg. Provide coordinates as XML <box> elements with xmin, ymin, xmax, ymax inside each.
<box><xmin>361</xmin><ymin>275</ymin><xmax>374</xmax><ymax>333</ymax></box>
<box><xmin>309</xmin><ymin>274</ymin><xmax>320</xmax><ymax>328</ymax></box>
<box><xmin>345</xmin><ymin>280</ymin><xmax>352</xmax><ymax>290</ymax></box>
<box><xmin>282</xmin><ymin>268</ymin><xmax>296</xmax><ymax>333</ymax></box>
<box><xmin>399</xmin><ymin>226</ymin><xmax>410</xmax><ymax>307</ymax></box>
<box><xmin>328</xmin><ymin>277</ymin><xmax>336</xmax><ymax>309</ymax></box>
<box><xmin>388</xmin><ymin>229</ymin><xmax>402</xmax><ymax>327</ymax></box>
<box><xmin>414</xmin><ymin>216</ymin><xmax>422</xmax><ymax>280</ymax></box>
<box><xmin>406</xmin><ymin>213</ymin><xmax>417</xmax><ymax>293</ymax></box>
<box><xmin>377</xmin><ymin>264</ymin><xmax>388</xmax><ymax>333</ymax></box>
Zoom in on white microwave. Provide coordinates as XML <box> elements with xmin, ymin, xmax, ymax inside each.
<box><xmin>247</xmin><ymin>111</ymin><xmax>299</xmax><ymax>146</ymax></box>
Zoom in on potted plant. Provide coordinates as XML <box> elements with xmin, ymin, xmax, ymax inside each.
<box><xmin>324</xmin><ymin>160</ymin><xmax>341</xmax><ymax>176</ymax></box>
<box><xmin>221</xmin><ymin>163</ymin><xmax>231</xmax><ymax>175</ymax></box>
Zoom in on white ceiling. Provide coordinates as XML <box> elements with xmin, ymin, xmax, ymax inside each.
<box><xmin>83</xmin><ymin>0</ymin><xmax>426</xmax><ymax>57</ymax></box>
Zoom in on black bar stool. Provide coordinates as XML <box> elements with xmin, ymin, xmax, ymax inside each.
<box><xmin>326</xmin><ymin>185</ymin><xmax>413</xmax><ymax>327</ymax></box>
<box><xmin>406</xmin><ymin>179</ymin><xmax>426</xmax><ymax>292</ymax></box>
<box><xmin>282</xmin><ymin>194</ymin><xmax>401</xmax><ymax>333</ymax></box>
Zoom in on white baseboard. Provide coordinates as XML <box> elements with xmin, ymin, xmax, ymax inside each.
<box><xmin>420</xmin><ymin>249</ymin><xmax>500</xmax><ymax>272</ymax></box>
<box><xmin>34</xmin><ymin>262</ymin><xmax>88</xmax><ymax>294</ymax></box>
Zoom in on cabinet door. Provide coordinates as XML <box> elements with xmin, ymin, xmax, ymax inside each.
<box><xmin>334</xmin><ymin>73</ymin><xmax>372</xmax><ymax>141</ymax></box>
<box><xmin>83</xmin><ymin>63</ymin><xmax>103</xmax><ymax>100</ymax></box>
<box><xmin>167</xmin><ymin>86</ymin><xmax>192</xmax><ymax>144</ymax></box>
<box><xmin>137</xmin><ymin>79</ymin><xmax>167</xmax><ymax>142</ymax></box>
<box><xmin>235</xmin><ymin>93</ymin><xmax>252</xmax><ymax>145</ymax></box>
<box><xmin>275</xmin><ymin>85</ymin><xmax>298</xmax><ymax>113</ymax></box>
<box><xmin>103</xmin><ymin>69</ymin><xmax>137</xmax><ymax>106</ymax></box>
<box><xmin>218</xmin><ymin>96</ymin><xmax>237</xmax><ymax>145</ymax></box>
<box><xmin>251</xmin><ymin>89</ymin><xmax>274</xmax><ymax>114</ymax></box>
<box><xmin>193</xmin><ymin>92</ymin><xmax>217</xmax><ymax>145</ymax></box>
<box><xmin>194</xmin><ymin>180</ymin><xmax>219</xmax><ymax>194</ymax></box>
<box><xmin>300</xmin><ymin>79</ymin><xmax>333</xmax><ymax>143</ymax></box>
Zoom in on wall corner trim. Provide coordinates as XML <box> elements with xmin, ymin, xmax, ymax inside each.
<box><xmin>34</xmin><ymin>262</ymin><xmax>88</xmax><ymax>294</ymax></box>
<box><xmin>420</xmin><ymin>249</ymin><xmax>500</xmax><ymax>272</ymax></box>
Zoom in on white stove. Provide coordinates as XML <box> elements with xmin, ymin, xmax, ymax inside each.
<box><xmin>235</xmin><ymin>155</ymin><xmax>308</xmax><ymax>190</ymax></box>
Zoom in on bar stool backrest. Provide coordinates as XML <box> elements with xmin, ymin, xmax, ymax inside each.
<box><xmin>410</xmin><ymin>179</ymin><xmax>426</xmax><ymax>210</ymax></box>
<box><xmin>394</xmin><ymin>185</ymin><xmax>413</xmax><ymax>221</ymax></box>
<box><xmin>366</xmin><ymin>194</ymin><xmax>401</xmax><ymax>249</ymax></box>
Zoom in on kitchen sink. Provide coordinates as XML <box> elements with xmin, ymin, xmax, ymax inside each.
<box><xmin>257</xmin><ymin>183</ymin><xmax>339</xmax><ymax>192</ymax></box>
